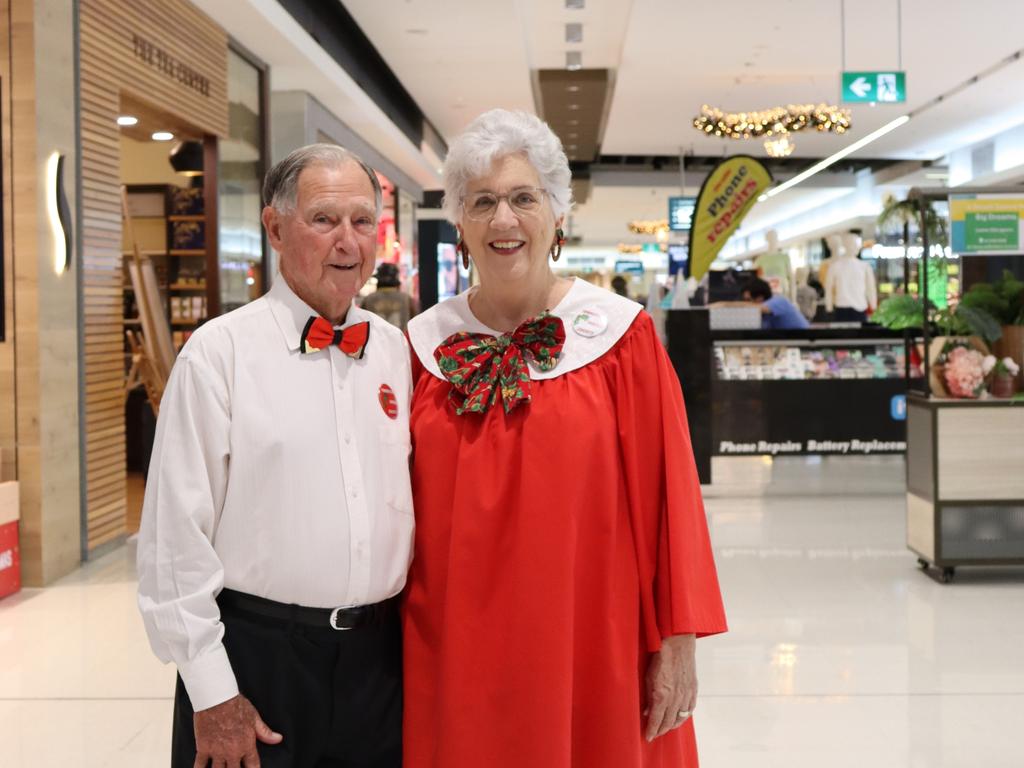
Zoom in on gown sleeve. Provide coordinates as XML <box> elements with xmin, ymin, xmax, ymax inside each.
<box><xmin>614</xmin><ymin>311</ymin><xmax>727</xmax><ymax>652</ymax></box>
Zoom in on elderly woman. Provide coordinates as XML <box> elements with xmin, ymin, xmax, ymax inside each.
<box><xmin>403</xmin><ymin>109</ymin><xmax>726</xmax><ymax>767</ymax></box>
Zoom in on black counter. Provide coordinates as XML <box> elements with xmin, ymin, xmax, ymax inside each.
<box><xmin>667</xmin><ymin>309</ymin><xmax>918</xmax><ymax>483</ymax></box>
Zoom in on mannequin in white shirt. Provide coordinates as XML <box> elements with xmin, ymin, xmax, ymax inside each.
<box><xmin>137</xmin><ymin>144</ymin><xmax>412</xmax><ymax>768</ymax></box>
<box><xmin>753</xmin><ymin>228</ymin><xmax>795</xmax><ymax>300</ymax></box>
<box><xmin>825</xmin><ymin>232</ymin><xmax>877</xmax><ymax>323</ymax></box>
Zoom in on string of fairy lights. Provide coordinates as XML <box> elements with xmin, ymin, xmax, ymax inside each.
<box><xmin>692</xmin><ymin>103</ymin><xmax>852</xmax><ymax>156</ymax></box>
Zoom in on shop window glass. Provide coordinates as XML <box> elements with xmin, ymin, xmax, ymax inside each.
<box><xmin>218</xmin><ymin>49</ymin><xmax>265</xmax><ymax>312</ymax></box>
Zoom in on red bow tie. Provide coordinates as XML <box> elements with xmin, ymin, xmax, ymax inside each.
<box><xmin>300</xmin><ymin>317</ymin><xmax>370</xmax><ymax>359</ymax></box>
<box><xmin>434</xmin><ymin>313</ymin><xmax>565</xmax><ymax>415</ymax></box>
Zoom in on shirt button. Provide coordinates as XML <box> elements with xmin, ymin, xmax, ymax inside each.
<box><xmin>350</xmin><ymin>487</ymin><xmax>359</xmax><ymax>498</ymax></box>
<box><xmin>344</xmin><ymin>434</ymin><xmax>351</xmax><ymax>444</ymax></box>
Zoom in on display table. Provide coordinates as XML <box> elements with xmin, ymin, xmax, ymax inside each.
<box><xmin>667</xmin><ymin>309</ymin><xmax>918</xmax><ymax>483</ymax></box>
<box><xmin>906</xmin><ymin>395</ymin><xmax>1024</xmax><ymax>582</ymax></box>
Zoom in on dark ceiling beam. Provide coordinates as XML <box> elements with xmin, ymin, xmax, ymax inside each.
<box><xmin>281</xmin><ymin>0</ymin><xmax>447</xmax><ymax>159</ymax></box>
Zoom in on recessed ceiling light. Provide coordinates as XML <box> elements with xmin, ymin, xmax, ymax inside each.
<box><xmin>568</xmin><ymin>144</ymin><xmax>578</xmax><ymax>150</ymax></box>
<box><xmin>117</xmin><ymin>115</ymin><xmax>138</xmax><ymax>127</ymax></box>
<box><xmin>566</xmin><ymin>51</ymin><xmax>582</xmax><ymax>70</ymax></box>
<box><xmin>568</xmin><ymin>132</ymin><xmax>578</xmax><ymax>139</ymax></box>
<box><xmin>568</xmin><ymin>119</ymin><xmax>579</xmax><ymax>126</ymax></box>
<box><xmin>565</xmin><ymin>23</ymin><xmax>583</xmax><ymax>43</ymax></box>
<box><xmin>567</xmin><ymin>85</ymin><xmax>581</xmax><ymax>93</ymax></box>
<box><xmin>568</xmin><ymin>104</ymin><xmax>580</xmax><ymax>111</ymax></box>
<box><xmin>405</xmin><ymin>28</ymin><xmax>428</xmax><ymax>35</ymax></box>
<box><xmin>566</xmin><ymin>0</ymin><xmax>584</xmax><ymax>8</ymax></box>
<box><xmin>152</xmin><ymin>131</ymin><xmax>174</xmax><ymax>141</ymax></box>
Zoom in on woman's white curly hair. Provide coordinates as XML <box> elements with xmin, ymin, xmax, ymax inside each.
<box><xmin>442</xmin><ymin>109</ymin><xmax>573</xmax><ymax>225</ymax></box>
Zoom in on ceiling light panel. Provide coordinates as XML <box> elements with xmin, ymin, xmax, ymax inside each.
<box><xmin>565</xmin><ymin>23</ymin><xmax>583</xmax><ymax>43</ymax></box>
<box><xmin>565</xmin><ymin>0</ymin><xmax>584</xmax><ymax>8</ymax></box>
<box><xmin>566</xmin><ymin>51</ymin><xmax>582</xmax><ymax>70</ymax></box>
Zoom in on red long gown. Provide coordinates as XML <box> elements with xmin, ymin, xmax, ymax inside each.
<box><xmin>403</xmin><ymin>284</ymin><xmax>727</xmax><ymax>768</ymax></box>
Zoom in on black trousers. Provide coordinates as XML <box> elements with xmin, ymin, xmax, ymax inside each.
<box><xmin>833</xmin><ymin>306</ymin><xmax>868</xmax><ymax>323</ymax></box>
<box><xmin>171</xmin><ymin>594</ymin><xmax>402</xmax><ymax>768</ymax></box>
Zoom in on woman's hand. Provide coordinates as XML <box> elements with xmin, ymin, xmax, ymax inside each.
<box><xmin>643</xmin><ymin>633</ymin><xmax>697</xmax><ymax>742</ymax></box>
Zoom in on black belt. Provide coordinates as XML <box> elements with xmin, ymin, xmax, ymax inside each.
<box><xmin>218</xmin><ymin>588</ymin><xmax>397</xmax><ymax>631</ymax></box>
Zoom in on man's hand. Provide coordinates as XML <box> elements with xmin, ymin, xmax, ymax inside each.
<box><xmin>643</xmin><ymin>633</ymin><xmax>697</xmax><ymax>742</ymax></box>
<box><xmin>193</xmin><ymin>694</ymin><xmax>282</xmax><ymax>768</ymax></box>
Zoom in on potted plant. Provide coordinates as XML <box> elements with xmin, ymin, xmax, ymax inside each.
<box><xmin>983</xmin><ymin>355</ymin><xmax>1021</xmax><ymax>398</ymax></box>
<box><xmin>877</xmin><ymin>194</ymin><xmax>948</xmax><ymax>247</ymax></box>
<box><xmin>961</xmin><ymin>270</ymin><xmax>1024</xmax><ymax>388</ymax></box>
<box><xmin>873</xmin><ymin>294</ymin><xmax>1001</xmax><ymax>396</ymax></box>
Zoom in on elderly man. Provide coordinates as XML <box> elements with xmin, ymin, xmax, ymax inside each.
<box><xmin>137</xmin><ymin>144</ymin><xmax>413</xmax><ymax>768</ymax></box>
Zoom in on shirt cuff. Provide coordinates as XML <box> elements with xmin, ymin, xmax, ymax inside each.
<box><xmin>178</xmin><ymin>644</ymin><xmax>239</xmax><ymax>712</ymax></box>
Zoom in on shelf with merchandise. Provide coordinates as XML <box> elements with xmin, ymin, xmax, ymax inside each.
<box><xmin>714</xmin><ymin>342</ymin><xmax>912</xmax><ymax>382</ymax></box>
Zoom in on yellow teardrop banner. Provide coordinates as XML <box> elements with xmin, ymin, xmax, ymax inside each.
<box><xmin>689</xmin><ymin>156</ymin><xmax>773</xmax><ymax>281</ymax></box>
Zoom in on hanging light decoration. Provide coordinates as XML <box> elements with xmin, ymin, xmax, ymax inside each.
<box><xmin>764</xmin><ymin>135</ymin><xmax>796</xmax><ymax>157</ymax></box>
<box><xmin>627</xmin><ymin>219</ymin><xmax>670</xmax><ymax>236</ymax></box>
<box><xmin>693</xmin><ymin>103</ymin><xmax>852</xmax><ymax>154</ymax></box>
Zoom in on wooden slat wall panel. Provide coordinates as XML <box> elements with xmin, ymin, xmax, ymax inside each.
<box><xmin>80</xmin><ymin>0</ymin><xmax>227</xmax><ymax>552</ymax></box>
<box><xmin>0</xmin><ymin>0</ymin><xmax>15</xmax><ymax>484</ymax></box>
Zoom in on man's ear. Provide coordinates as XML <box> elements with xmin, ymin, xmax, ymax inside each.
<box><xmin>262</xmin><ymin>206</ymin><xmax>283</xmax><ymax>252</ymax></box>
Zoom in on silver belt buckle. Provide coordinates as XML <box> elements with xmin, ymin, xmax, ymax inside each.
<box><xmin>329</xmin><ymin>606</ymin><xmax>353</xmax><ymax>631</ymax></box>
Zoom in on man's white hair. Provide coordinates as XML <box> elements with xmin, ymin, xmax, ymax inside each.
<box><xmin>263</xmin><ymin>143</ymin><xmax>383</xmax><ymax>218</ymax></box>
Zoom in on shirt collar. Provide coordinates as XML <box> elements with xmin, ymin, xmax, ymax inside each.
<box><xmin>266</xmin><ymin>275</ymin><xmax>367</xmax><ymax>352</ymax></box>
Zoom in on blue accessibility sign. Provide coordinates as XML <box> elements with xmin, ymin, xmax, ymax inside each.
<box><xmin>890</xmin><ymin>394</ymin><xmax>907</xmax><ymax>421</ymax></box>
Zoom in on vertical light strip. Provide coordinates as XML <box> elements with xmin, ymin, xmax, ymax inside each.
<box><xmin>46</xmin><ymin>152</ymin><xmax>65</xmax><ymax>273</ymax></box>
<box><xmin>46</xmin><ymin>151</ymin><xmax>72</xmax><ymax>274</ymax></box>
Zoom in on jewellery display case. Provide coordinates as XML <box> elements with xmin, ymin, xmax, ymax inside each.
<box><xmin>667</xmin><ymin>309</ymin><xmax>920</xmax><ymax>483</ymax></box>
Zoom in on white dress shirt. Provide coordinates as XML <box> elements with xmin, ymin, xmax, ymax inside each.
<box><xmin>136</xmin><ymin>276</ymin><xmax>414</xmax><ymax>712</ymax></box>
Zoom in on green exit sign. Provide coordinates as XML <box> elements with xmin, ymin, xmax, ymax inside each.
<box><xmin>841</xmin><ymin>71</ymin><xmax>906</xmax><ymax>103</ymax></box>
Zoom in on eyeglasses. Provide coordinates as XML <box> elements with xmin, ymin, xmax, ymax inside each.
<box><xmin>461</xmin><ymin>187</ymin><xmax>548</xmax><ymax>221</ymax></box>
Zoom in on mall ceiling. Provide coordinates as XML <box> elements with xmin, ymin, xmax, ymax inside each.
<box><xmin>338</xmin><ymin>0</ymin><xmax>1024</xmax><ymax>248</ymax></box>
<box><xmin>342</xmin><ymin>0</ymin><xmax>1024</xmax><ymax>166</ymax></box>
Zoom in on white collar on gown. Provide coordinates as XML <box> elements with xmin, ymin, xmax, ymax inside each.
<box><xmin>408</xmin><ymin>277</ymin><xmax>643</xmax><ymax>382</ymax></box>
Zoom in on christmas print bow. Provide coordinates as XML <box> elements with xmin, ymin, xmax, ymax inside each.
<box><xmin>434</xmin><ymin>313</ymin><xmax>565</xmax><ymax>415</ymax></box>
<box><xmin>300</xmin><ymin>317</ymin><xmax>370</xmax><ymax>359</ymax></box>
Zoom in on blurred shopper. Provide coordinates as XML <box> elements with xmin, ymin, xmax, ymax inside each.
<box><xmin>137</xmin><ymin>144</ymin><xmax>413</xmax><ymax>768</ymax></box>
<box><xmin>361</xmin><ymin>261</ymin><xmax>418</xmax><ymax>331</ymax></box>
<box><xmin>740</xmin><ymin>276</ymin><xmax>810</xmax><ymax>330</ymax></box>
<box><xmin>611</xmin><ymin>273</ymin><xmax>630</xmax><ymax>298</ymax></box>
<box><xmin>794</xmin><ymin>267</ymin><xmax>819</xmax><ymax>322</ymax></box>
<box><xmin>403</xmin><ymin>108</ymin><xmax>726</xmax><ymax>768</ymax></box>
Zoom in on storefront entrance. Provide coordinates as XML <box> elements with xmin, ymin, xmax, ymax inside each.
<box><xmin>79</xmin><ymin>0</ymin><xmax>229</xmax><ymax>554</ymax></box>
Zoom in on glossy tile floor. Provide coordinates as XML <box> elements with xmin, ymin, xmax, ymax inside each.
<box><xmin>1</xmin><ymin>456</ymin><xmax>1022</xmax><ymax>766</ymax></box>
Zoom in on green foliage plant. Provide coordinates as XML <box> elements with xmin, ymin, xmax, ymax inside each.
<box><xmin>959</xmin><ymin>270</ymin><xmax>1024</xmax><ymax>326</ymax></box>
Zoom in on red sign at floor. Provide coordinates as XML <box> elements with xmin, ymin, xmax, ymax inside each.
<box><xmin>0</xmin><ymin>521</ymin><xmax>21</xmax><ymax>599</ymax></box>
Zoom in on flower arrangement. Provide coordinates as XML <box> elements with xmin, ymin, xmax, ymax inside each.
<box><xmin>983</xmin><ymin>355</ymin><xmax>1020</xmax><ymax>377</ymax></box>
<box><xmin>942</xmin><ymin>345</ymin><xmax>986</xmax><ymax>398</ymax></box>
<box><xmin>983</xmin><ymin>355</ymin><xmax>1020</xmax><ymax>398</ymax></box>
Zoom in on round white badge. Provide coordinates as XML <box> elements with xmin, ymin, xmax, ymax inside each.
<box><xmin>572</xmin><ymin>308</ymin><xmax>608</xmax><ymax>338</ymax></box>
